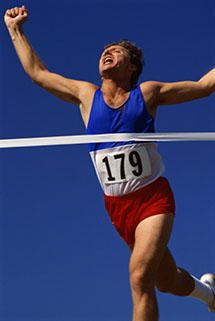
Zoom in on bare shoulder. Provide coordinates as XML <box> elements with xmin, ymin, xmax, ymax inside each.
<box><xmin>41</xmin><ymin>74</ymin><xmax>98</xmax><ymax>127</ymax></box>
<box><xmin>140</xmin><ymin>81</ymin><xmax>161</xmax><ymax>100</ymax></box>
<box><xmin>78</xmin><ymin>81</ymin><xmax>98</xmax><ymax>100</ymax></box>
<box><xmin>139</xmin><ymin>81</ymin><xmax>161</xmax><ymax>118</ymax></box>
<box><xmin>78</xmin><ymin>81</ymin><xmax>98</xmax><ymax>111</ymax></box>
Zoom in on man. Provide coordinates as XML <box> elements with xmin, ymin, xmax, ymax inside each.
<box><xmin>4</xmin><ymin>5</ymin><xmax>215</xmax><ymax>321</ymax></box>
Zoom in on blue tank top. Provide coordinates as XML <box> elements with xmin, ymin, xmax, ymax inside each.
<box><xmin>86</xmin><ymin>86</ymin><xmax>155</xmax><ymax>152</ymax></box>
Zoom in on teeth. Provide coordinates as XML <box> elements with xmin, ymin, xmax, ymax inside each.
<box><xmin>104</xmin><ymin>58</ymin><xmax>113</xmax><ymax>64</ymax></box>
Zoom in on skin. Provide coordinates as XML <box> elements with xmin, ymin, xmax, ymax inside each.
<box><xmin>4</xmin><ymin>6</ymin><xmax>215</xmax><ymax>321</ymax></box>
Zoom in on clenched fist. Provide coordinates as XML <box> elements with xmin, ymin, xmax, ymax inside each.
<box><xmin>4</xmin><ymin>5</ymin><xmax>28</xmax><ymax>28</ymax></box>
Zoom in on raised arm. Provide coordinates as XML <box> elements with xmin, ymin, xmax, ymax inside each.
<box><xmin>4</xmin><ymin>6</ymin><xmax>97</xmax><ymax>126</ymax></box>
<box><xmin>141</xmin><ymin>69</ymin><xmax>215</xmax><ymax>117</ymax></box>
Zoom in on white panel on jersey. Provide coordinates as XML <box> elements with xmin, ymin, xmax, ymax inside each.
<box><xmin>95</xmin><ymin>145</ymin><xmax>152</xmax><ymax>184</ymax></box>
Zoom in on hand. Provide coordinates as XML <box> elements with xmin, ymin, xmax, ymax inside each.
<box><xmin>4</xmin><ymin>5</ymin><xmax>28</xmax><ymax>29</ymax></box>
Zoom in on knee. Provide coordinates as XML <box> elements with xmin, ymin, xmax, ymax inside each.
<box><xmin>130</xmin><ymin>267</ymin><xmax>155</xmax><ymax>296</ymax></box>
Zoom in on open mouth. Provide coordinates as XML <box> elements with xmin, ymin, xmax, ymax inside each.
<box><xmin>104</xmin><ymin>57</ymin><xmax>113</xmax><ymax>65</ymax></box>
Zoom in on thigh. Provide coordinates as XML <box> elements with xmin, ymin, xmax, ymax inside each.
<box><xmin>129</xmin><ymin>213</ymin><xmax>174</xmax><ymax>279</ymax></box>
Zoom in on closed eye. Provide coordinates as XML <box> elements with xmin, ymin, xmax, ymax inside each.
<box><xmin>112</xmin><ymin>49</ymin><xmax>121</xmax><ymax>53</ymax></box>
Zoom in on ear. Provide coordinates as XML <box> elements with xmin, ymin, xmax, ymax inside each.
<box><xmin>128</xmin><ymin>63</ymin><xmax>137</xmax><ymax>72</ymax></box>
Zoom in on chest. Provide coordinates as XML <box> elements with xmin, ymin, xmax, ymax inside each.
<box><xmin>89</xmin><ymin>96</ymin><xmax>150</xmax><ymax>135</ymax></box>
<box><xmin>103</xmin><ymin>93</ymin><xmax>130</xmax><ymax>109</ymax></box>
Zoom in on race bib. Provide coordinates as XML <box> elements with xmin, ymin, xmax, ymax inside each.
<box><xmin>95</xmin><ymin>146</ymin><xmax>152</xmax><ymax>184</ymax></box>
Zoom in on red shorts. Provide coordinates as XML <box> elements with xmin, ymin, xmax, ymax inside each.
<box><xmin>104</xmin><ymin>177</ymin><xmax>175</xmax><ymax>245</ymax></box>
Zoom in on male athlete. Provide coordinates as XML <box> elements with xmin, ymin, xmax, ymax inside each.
<box><xmin>4</xmin><ymin>5</ymin><xmax>215</xmax><ymax>321</ymax></box>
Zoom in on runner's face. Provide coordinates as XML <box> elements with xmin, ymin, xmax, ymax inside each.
<box><xmin>99</xmin><ymin>45</ymin><xmax>131</xmax><ymax>76</ymax></box>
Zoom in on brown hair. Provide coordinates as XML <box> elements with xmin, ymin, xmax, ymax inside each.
<box><xmin>104</xmin><ymin>39</ymin><xmax>144</xmax><ymax>86</ymax></box>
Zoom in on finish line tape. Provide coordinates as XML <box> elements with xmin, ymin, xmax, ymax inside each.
<box><xmin>0</xmin><ymin>132</ymin><xmax>215</xmax><ymax>149</ymax></box>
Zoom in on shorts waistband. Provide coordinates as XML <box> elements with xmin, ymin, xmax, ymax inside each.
<box><xmin>104</xmin><ymin>177</ymin><xmax>168</xmax><ymax>201</ymax></box>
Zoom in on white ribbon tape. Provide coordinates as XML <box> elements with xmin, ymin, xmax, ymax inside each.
<box><xmin>0</xmin><ymin>132</ymin><xmax>215</xmax><ymax>149</ymax></box>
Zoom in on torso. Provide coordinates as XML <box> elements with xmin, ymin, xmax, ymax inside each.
<box><xmin>86</xmin><ymin>85</ymin><xmax>165</xmax><ymax>196</ymax></box>
<box><xmin>79</xmin><ymin>81</ymin><xmax>158</xmax><ymax>128</ymax></box>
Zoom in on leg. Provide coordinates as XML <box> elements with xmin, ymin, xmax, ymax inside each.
<box><xmin>156</xmin><ymin>248</ymin><xmax>215</xmax><ymax>311</ymax></box>
<box><xmin>129</xmin><ymin>213</ymin><xmax>174</xmax><ymax>321</ymax></box>
<box><xmin>156</xmin><ymin>247</ymin><xmax>195</xmax><ymax>295</ymax></box>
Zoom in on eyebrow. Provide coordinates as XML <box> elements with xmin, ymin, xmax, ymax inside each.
<box><xmin>109</xmin><ymin>47</ymin><xmax>123</xmax><ymax>51</ymax></box>
<box><xmin>102</xmin><ymin>47</ymin><xmax>124</xmax><ymax>55</ymax></box>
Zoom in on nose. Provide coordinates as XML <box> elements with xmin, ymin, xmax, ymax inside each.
<box><xmin>103</xmin><ymin>48</ymin><xmax>111</xmax><ymax>57</ymax></box>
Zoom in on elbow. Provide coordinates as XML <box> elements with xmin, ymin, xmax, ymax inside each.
<box><xmin>31</xmin><ymin>76</ymin><xmax>42</xmax><ymax>86</ymax></box>
<box><xmin>197</xmin><ymin>80</ymin><xmax>215</xmax><ymax>98</ymax></box>
<box><xmin>29</xmin><ymin>68</ymin><xmax>48</xmax><ymax>86</ymax></box>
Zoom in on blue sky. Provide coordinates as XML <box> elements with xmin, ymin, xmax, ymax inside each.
<box><xmin>1</xmin><ymin>0</ymin><xmax>215</xmax><ymax>320</ymax></box>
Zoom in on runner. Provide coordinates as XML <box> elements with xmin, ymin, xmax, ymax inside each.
<box><xmin>4</xmin><ymin>6</ymin><xmax>215</xmax><ymax>321</ymax></box>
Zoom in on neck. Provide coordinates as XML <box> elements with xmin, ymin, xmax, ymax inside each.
<box><xmin>101</xmin><ymin>79</ymin><xmax>131</xmax><ymax>97</ymax></box>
